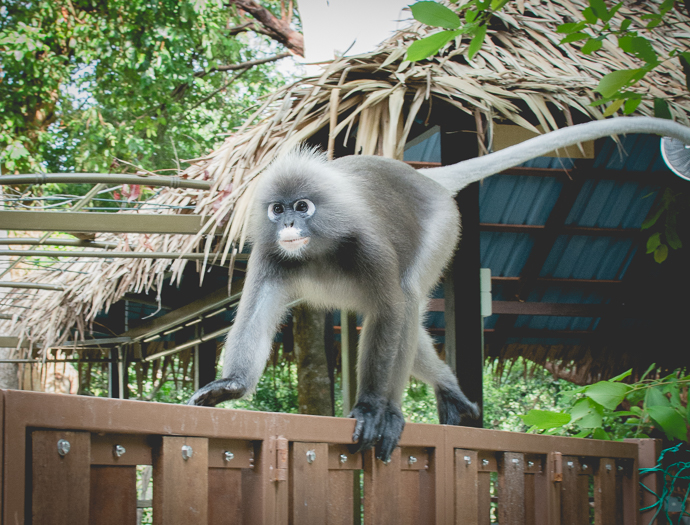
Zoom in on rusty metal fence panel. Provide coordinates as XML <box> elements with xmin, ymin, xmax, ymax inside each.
<box><xmin>0</xmin><ymin>390</ymin><xmax>653</xmax><ymax>524</ymax></box>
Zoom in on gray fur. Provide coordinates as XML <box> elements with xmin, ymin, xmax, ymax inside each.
<box><xmin>189</xmin><ymin>116</ymin><xmax>690</xmax><ymax>460</ymax></box>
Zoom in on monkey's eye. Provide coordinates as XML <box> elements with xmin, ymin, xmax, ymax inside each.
<box><xmin>268</xmin><ymin>203</ymin><xmax>284</xmax><ymax>221</ymax></box>
<box><xmin>293</xmin><ymin>199</ymin><xmax>315</xmax><ymax>217</ymax></box>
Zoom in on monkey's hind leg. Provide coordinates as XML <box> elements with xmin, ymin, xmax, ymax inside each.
<box><xmin>411</xmin><ymin>329</ymin><xmax>480</xmax><ymax>425</ymax></box>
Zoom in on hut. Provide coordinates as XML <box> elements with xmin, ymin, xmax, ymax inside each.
<box><xmin>1</xmin><ymin>0</ymin><xmax>689</xmax><ymax>404</ymax></box>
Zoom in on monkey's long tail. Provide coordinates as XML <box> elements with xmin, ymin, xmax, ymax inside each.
<box><xmin>417</xmin><ymin>116</ymin><xmax>690</xmax><ymax>195</ymax></box>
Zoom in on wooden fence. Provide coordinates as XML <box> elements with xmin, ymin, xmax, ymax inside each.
<box><xmin>0</xmin><ymin>390</ymin><xmax>662</xmax><ymax>524</ymax></box>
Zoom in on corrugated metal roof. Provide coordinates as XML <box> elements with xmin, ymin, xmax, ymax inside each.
<box><xmin>406</xmin><ymin>131</ymin><xmax>675</xmax><ymax>350</ymax></box>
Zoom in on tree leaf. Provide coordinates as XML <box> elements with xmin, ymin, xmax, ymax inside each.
<box><xmin>592</xmin><ymin>427</ymin><xmax>610</xmax><ymax>440</ymax></box>
<box><xmin>557</xmin><ymin>22</ymin><xmax>587</xmax><ymax>34</ymax></box>
<box><xmin>467</xmin><ymin>24</ymin><xmax>486</xmax><ymax>61</ymax></box>
<box><xmin>646</xmin><ymin>232</ymin><xmax>661</xmax><ymax>253</ymax></box>
<box><xmin>654</xmin><ymin>243</ymin><xmax>668</xmax><ymax>263</ymax></box>
<box><xmin>641</xmin><ymin>208</ymin><xmax>663</xmax><ymax>230</ymax></box>
<box><xmin>411</xmin><ymin>1</ymin><xmax>461</xmax><ymax>29</ymax></box>
<box><xmin>582</xmin><ymin>7</ymin><xmax>598</xmax><ymax>24</ymax></box>
<box><xmin>560</xmin><ymin>32</ymin><xmax>589</xmax><ymax>45</ymax></box>
<box><xmin>623</xmin><ymin>96</ymin><xmax>642</xmax><ymax>114</ymax></box>
<box><xmin>595</xmin><ymin>69</ymin><xmax>641</xmax><ymax>98</ymax></box>
<box><xmin>666</xmin><ymin>226</ymin><xmax>682</xmax><ymax>250</ymax></box>
<box><xmin>654</xmin><ymin>98</ymin><xmax>672</xmax><ymax>119</ymax></box>
<box><xmin>584</xmin><ymin>381</ymin><xmax>631</xmax><ymax>410</ymax></box>
<box><xmin>680</xmin><ymin>52</ymin><xmax>690</xmax><ymax>92</ymax></box>
<box><xmin>581</xmin><ymin>38</ymin><xmax>603</xmax><ymax>55</ymax></box>
<box><xmin>647</xmin><ymin>406</ymin><xmax>688</xmax><ymax>441</ymax></box>
<box><xmin>610</xmin><ymin>369</ymin><xmax>632</xmax><ymax>382</ymax></box>
<box><xmin>589</xmin><ymin>0</ymin><xmax>609</xmax><ymax>21</ymax></box>
<box><xmin>520</xmin><ymin>409</ymin><xmax>571</xmax><ymax>429</ymax></box>
<box><xmin>646</xmin><ymin>386</ymin><xmax>671</xmax><ymax>408</ymax></box>
<box><xmin>603</xmin><ymin>98</ymin><xmax>624</xmax><ymax>117</ymax></box>
<box><xmin>406</xmin><ymin>30</ymin><xmax>461</xmax><ymax>61</ymax></box>
<box><xmin>570</xmin><ymin>398</ymin><xmax>604</xmax><ymax>428</ymax></box>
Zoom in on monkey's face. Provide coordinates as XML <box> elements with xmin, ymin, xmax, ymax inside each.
<box><xmin>266</xmin><ymin>198</ymin><xmax>316</xmax><ymax>257</ymax></box>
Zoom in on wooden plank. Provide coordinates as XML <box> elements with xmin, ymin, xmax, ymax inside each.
<box><xmin>454</xmin><ymin>449</ymin><xmax>490</xmax><ymax>525</ymax></box>
<box><xmin>498</xmin><ymin>452</ymin><xmax>525</xmax><ymax>525</ymax></box>
<box><xmin>400</xmin><ymin>470</ymin><xmax>421</xmax><ymax>525</ymax></box>
<box><xmin>31</xmin><ymin>430</ymin><xmax>90</xmax><ymax>524</ymax></box>
<box><xmin>594</xmin><ymin>457</ymin><xmax>616</xmax><ymax>525</ymax></box>
<box><xmin>326</xmin><ymin>470</ymin><xmax>357</xmax><ymax>525</ymax></box>
<box><xmin>363</xmin><ymin>448</ymin><xmax>401</xmax><ymax>525</ymax></box>
<box><xmin>152</xmin><ymin>436</ymin><xmax>208</xmax><ymax>525</ymax></box>
<box><xmin>208</xmin><ymin>468</ymin><xmax>242</xmax><ymax>525</ymax></box>
<box><xmin>0</xmin><ymin>210</ymin><xmax>206</xmax><ymax>234</ymax></box>
<box><xmin>327</xmin><ymin>444</ymin><xmax>360</xmax><ymax>525</ymax></box>
<box><xmin>290</xmin><ymin>442</ymin><xmax>328</xmax><ymax>524</ymax></box>
<box><xmin>89</xmin><ymin>466</ymin><xmax>138</xmax><ymax>524</ymax></box>
<box><xmin>560</xmin><ymin>457</ymin><xmax>588</xmax><ymax>525</ymax></box>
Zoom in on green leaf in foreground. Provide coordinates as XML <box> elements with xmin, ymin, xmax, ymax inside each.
<box><xmin>584</xmin><ymin>381</ymin><xmax>631</xmax><ymax>410</ymax></box>
<box><xmin>654</xmin><ymin>98</ymin><xmax>672</xmax><ymax>119</ymax></box>
<box><xmin>406</xmin><ymin>30</ymin><xmax>461</xmax><ymax>61</ymax></box>
<box><xmin>647</xmin><ymin>406</ymin><xmax>688</xmax><ymax>441</ymax></box>
<box><xmin>520</xmin><ymin>409</ymin><xmax>571</xmax><ymax>429</ymax></box>
<box><xmin>411</xmin><ymin>1</ymin><xmax>461</xmax><ymax>29</ymax></box>
<box><xmin>467</xmin><ymin>24</ymin><xmax>487</xmax><ymax>61</ymax></box>
<box><xmin>595</xmin><ymin>69</ymin><xmax>641</xmax><ymax>98</ymax></box>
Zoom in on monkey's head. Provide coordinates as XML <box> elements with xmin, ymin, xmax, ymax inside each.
<box><xmin>249</xmin><ymin>147</ymin><xmax>355</xmax><ymax>260</ymax></box>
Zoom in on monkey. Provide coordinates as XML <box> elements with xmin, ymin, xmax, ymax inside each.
<box><xmin>188</xmin><ymin>116</ymin><xmax>690</xmax><ymax>461</ymax></box>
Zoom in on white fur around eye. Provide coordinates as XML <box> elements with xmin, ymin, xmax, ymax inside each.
<box><xmin>268</xmin><ymin>203</ymin><xmax>284</xmax><ymax>221</ymax></box>
<box><xmin>294</xmin><ymin>199</ymin><xmax>315</xmax><ymax>217</ymax></box>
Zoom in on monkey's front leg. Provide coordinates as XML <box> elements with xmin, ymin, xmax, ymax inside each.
<box><xmin>350</xmin><ymin>304</ymin><xmax>405</xmax><ymax>459</ymax></box>
<box><xmin>188</xmin><ymin>272</ymin><xmax>289</xmax><ymax>407</ymax></box>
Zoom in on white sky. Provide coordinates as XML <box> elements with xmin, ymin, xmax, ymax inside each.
<box><xmin>298</xmin><ymin>0</ymin><xmax>413</xmax><ymax>64</ymax></box>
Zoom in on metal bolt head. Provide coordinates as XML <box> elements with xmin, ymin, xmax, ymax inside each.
<box><xmin>224</xmin><ymin>451</ymin><xmax>234</xmax><ymax>462</ymax></box>
<box><xmin>113</xmin><ymin>445</ymin><xmax>126</xmax><ymax>458</ymax></box>
<box><xmin>181</xmin><ymin>445</ymin><xmax>193</xmax><ymax>461</ymax></box>
<box><xmin>409</xmin><ymin>456</ymin><xmax>418</xmax><ymax>465</ymax></box>
<box><xmin>528</xmin><ymin>461</ymin><xmax>534</xmax><ymax>468</ymax></box>
<box><xmin>339</xmin><ymin>454</ymin><xmax>348</xmax><ymax>464</ymax></box>
<box><xmin>512</xmin><ymin>458</ymin><xmax>519</xmax><ymax>464</ymax></box>
<box><xmin>306</xmin><ymin>449</ymin><xmax>316</xmax><ymax>464</ymax></box>
<box><xmin>463</xmin><ymin>455</ymin><xmax>471</xmax><ymax>465</ymax></box>
<box><xmin>606</xmin><ymin>464</ymin><xmax>612</xmax><ymax>471</ymax></box>
<box><xmin>567</xmin><ymin>461</ymin><xmax>574</xmax><ymax>469</ymax></box>
<box><xmin>482</xmin><ymin>459</ymin><xmax>490</xmax><ymax>467</ymax></box>
<box><xmin>617</xmin><ymin>465</ymin><xmax>623</xmax><ymax>472</ymax></box>
<box><xmin>582</xmin><ymin>464</ymin><xmax>588</xmax><ymax>471</ymax></box>
<box><xmin>57</xmin><ymin>439</ymin><xmax>70</xmax><ymax>457</ymax></box>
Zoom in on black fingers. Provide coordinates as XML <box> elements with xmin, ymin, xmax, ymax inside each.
<box><xmin>435</xmin><ymin>384</ymin><xmax>481</xmax><ymax>426</ymax></box>
<box><xmin>375</xmin><ymin>404</ymin><xmax>405</xmax><ymax>462</ymax></box>
<box><xmin>187</xmin><ymin>378</ymin><xmax>248</xmax><ymax>407</ymax></box>
<box><xmin>349</xmin><ymin>398</ymin><xmax>405</xmax><ymax>463</ymax></box>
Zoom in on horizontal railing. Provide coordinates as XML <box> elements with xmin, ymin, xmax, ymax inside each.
<box><xmin>0</xmin><ymin>390</ymin><xmax>660</xmax><ymax>524</ymax></box>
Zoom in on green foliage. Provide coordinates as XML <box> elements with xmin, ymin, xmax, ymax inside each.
<box><xmin>642</xmin><ymin>188</ymin><xmax>687</xmax><ymax>264</ymax></box>
<box><xmin>0</xmin><ymin>0</ymin><xmax>291</xmax><ymax>174</ymax></box>
<box><xmin>520</xmin><ymin>366</ymin><xmax>690</xmax><ymax>442</ymax></box>
<box><xmin>406</xmin><ymin>0</ymin><xmax>507</xmax><ymax>63</ymax></box>
<box><xmin>555</xmin><ymin>0</ymin><xmax>687</xmax><ymax>115</ymax></box>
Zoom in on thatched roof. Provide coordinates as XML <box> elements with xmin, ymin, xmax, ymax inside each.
<box><xmin>2</xmin><ymin>0</ymin><xmax>689</xmax><ymax>356</ymax></box>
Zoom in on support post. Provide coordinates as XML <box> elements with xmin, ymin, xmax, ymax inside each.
<box><xmin>341</xmin><ymin>311</ymin><xmax>358</xmax><ymax>415</ymax></box>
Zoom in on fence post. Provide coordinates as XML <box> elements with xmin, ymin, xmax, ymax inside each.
<box><xmin>152</xmin><ymin>436</ymin><xmax>209</xmax><ymax>525</ymax></box>
<box><xmin>363</xmin><ymin>447</ymin><xmax>401</xmax><ymax>524</ymax></box>
<box><xmin>630</xmin><ymin>438</ymin><xmax>663</xmax><ymax>525</ymax></box>
<box><xmin>31</xmin><ymin>430</ymin><xmax>91</xmax><ymax>524</ymax></box>
<box><xmin>498</xmin><ymin>452</ymin><xmax>525</xmax><ymax>525</ymax></box>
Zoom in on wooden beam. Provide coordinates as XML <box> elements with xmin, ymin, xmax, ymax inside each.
<box><xmin>1</xmin><ymin>173</ymin><xmax>211</xmax><ymax>190</ymax></box>
<box><xmin>428</xmin><ymin>300</ymin><xmax>645</xmax><ymax>317</ymax></box>
<box><xmin>121</xmin><ymin>280</ymin><xmax>244</xmax><ymax>342</ymax></box>
<box><xmin>0</xmin><ymin>210</ymin><xmax>207</xmax><ymax>234</ymax></box>
<box><xmin>480</xmin><ymin>223</ymin><xmax>641</xmax><ymax>238</ymax></box>
<box><xmin>0</xmin><ymin>250</ymin><xmax>220</xmax><ymax>261</ymax></box>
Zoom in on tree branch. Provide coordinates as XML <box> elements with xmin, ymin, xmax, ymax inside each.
<box><xmin>226</xmin><ymin>0</ymin><xmax>304</xmax><ymax>57</ymax></box>
<box><xmin>193</xmin><ymin>52</ymin><xmax>291</xmax><ymax>78</ymax></box>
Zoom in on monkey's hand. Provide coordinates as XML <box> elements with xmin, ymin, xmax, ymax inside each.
<box><xmin>187</xmin><ymin>377</ymin><xmax>248</xmax><ymax>407</ymax></box>
<box><xmin>350</xmin><ymin>397</ymin><xmax>405</xmax><ymax>462</ymax></box>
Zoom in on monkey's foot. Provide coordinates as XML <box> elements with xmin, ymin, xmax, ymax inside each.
<box><xmin>188</xmin><ymin>378</ymin><xmax>247</xmax><ymax>407</ymax></box>
<box><xmin>349</xmin><ymin>398</ymin><xmax>405</xmax><ymax>462</ymax></box>
<box><xmin>435</xmin><ymin>384</ymin><xmax>480</xmax><ymax>425</ymax></box>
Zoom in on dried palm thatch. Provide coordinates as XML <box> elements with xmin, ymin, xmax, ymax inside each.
<box><xmin>2</xmin><ymin>0</ymin><xmax>689</xmax><ymax>357</ymax></box>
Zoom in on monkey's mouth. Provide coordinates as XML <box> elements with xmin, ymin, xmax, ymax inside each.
<box><xmin>278</xmin><ymin>227</ymin><xmax>310</xmax><ymax>252</ymax></box>
<box><xmin>279</xmin><ymin>237</ymin><xmax>310</xmax><ymax>251</ymax></box>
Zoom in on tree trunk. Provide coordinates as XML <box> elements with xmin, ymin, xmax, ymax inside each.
<box><xmin>293</xmin><ymin>305</ymin><xmax>333</xmax><ymax>416</ymax></box>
